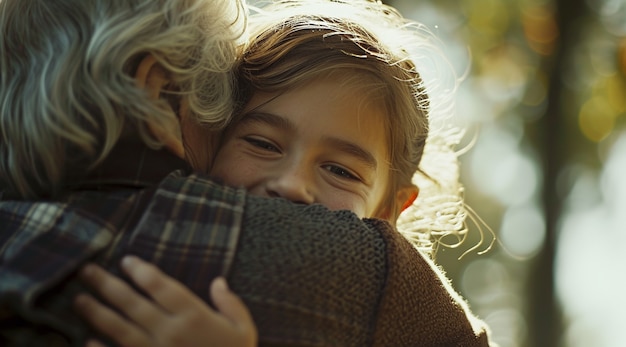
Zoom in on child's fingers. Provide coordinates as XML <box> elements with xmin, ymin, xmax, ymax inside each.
<box><xmin>79</xmin><ymin>263</ymin><xmax>166</xmax><ymax>331</ymax></box>
<box><xmin>74</xmin><ymin>294</ymin><xmax>150</xmax><ymax>347</ymax></box>
<box><xmin>119</xmin><ymin>256</ymin><xmax>208</xmax><ymax>313</ymax></box>
<box><xmin>210</xmin><ymin>277</ymin><xmax>257</xmax><ymax>336</ymax></box>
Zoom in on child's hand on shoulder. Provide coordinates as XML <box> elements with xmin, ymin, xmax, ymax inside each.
<box><xmin>74</xmin><ymin>256</ymin><xmax>257</xmax><ymax>347</ymax></box>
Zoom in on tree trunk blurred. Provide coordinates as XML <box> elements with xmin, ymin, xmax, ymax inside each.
<box><xmin>531</xmin><ymin>0</ymin><xmax>586</xmax><ymax>345</ymax></box>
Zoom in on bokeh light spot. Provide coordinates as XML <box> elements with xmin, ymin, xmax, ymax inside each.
<box><xmin>464</xmin><ymin>0</ymin><xmax>510</xmax><ymax>38</ymax></box>
<box><xmin>578</xmin><ymin>96</ymin><xmax>616</xmax><ymax>142</ymax></box>
<box><xmin>500</xmin><ymin>204</ymin><xmax>546</xmax><ymax>258</ymax></box>
<box><xmin>521</xmin><ymin>4</ymin><xmax>558</xmax><ymax>55</ymax></box>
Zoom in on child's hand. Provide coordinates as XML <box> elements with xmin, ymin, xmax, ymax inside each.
<box><xmin>74</xmin><ymin>256</ymin><xmax>257</xmax><ymax>347</ymax></box>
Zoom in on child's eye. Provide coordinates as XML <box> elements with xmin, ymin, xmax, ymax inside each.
<box><xmin>244</xmin><ymin>137</ymin><xmax>280</xmax><ymax>152</ymax></box>
<box><xmin>323</xmin><ymin>165</ymin><xmax>359</xmax><ymax>181</ymax></box>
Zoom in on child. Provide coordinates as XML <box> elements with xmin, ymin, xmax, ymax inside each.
<box><xmin>209</xmin><ymin>16</ymin><xmax>427</xmax><ymax>223</ymax></box>
<box><xmin>75</xmin><ymin>0</ymin><xmax>491</xmax><ymax>346</ymax></box>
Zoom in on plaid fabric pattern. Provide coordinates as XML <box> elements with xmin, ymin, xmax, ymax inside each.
<box><xmin>0</xmin><ymin>171</ymin><xmax>246</xmax><ymax>347</ymax></box>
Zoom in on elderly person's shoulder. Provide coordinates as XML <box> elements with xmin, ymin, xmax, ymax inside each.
<box><xmin>232</xmin><ymin>194</ymin><xmax>493</xmax><ymax>346</ymax></box>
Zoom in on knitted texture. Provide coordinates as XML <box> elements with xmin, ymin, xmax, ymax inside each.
<box><xmin>369</xmin><ymin>218</ymin><xmax>490</xmax><ymax>346</ymax></box>
<box><xmin>230</xmin><ymin>195</ymin><xmax>386</xmax><ymax>347</ymax></box>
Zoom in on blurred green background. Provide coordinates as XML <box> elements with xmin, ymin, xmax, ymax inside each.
<box><xmin>249</xmin><ymin>0</ymin><xmax>626</xmax><ymax>346</ymax></box>
<box><xmin>387</xmin><ymin>0</ymin><xmax>626</xmax><ymax>346</ymax></box>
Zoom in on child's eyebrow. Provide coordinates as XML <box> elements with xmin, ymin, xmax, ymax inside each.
<box><xmin>322</xmin><ymin>136</ymin><xmax>378</xmax><ymax>170</ymax></box>
<box><xmin>238</xmin><ymin>112</ymin><xmax>295</xmax><ymax>132</ymax></box>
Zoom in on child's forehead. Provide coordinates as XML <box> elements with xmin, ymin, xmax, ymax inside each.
<box><xmin>251</xmin><ymin>74</ymin><xmax>383</xmax><ymax>108</ymax></box>
<box><xmin>286</xmin><ymin>72</ymin><xmax>388</xmax><ymax>109</ymax></box>
<box><xmin>299</xmin><ymin>68</ymin><xmax>386</xmax><ymax>96</ymax></box>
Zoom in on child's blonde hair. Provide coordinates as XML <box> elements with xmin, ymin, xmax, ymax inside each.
<box><xmin>0</xmin><ymin>0</ymin><xmax>245</xmax><ymax>199</ymax></box>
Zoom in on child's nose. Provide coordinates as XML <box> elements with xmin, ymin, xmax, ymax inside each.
<box><xmin>265</xmin><ymin>167</ymin><xmax>315</xmax><ymax>205</ymax></box>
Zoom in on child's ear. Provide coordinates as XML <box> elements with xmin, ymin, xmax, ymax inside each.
<box><xmin>134</xmin><ymin>54</ymin><xmax>184</xmax><ymax>158</ymax></box>
<box><xmin>375</xmin><ymin>185</ymin><xmax>419</xmax><ymax>223</ymax></box>
<box><xmin>397</xmin><ymin>185</ymin><xmax>419</xmax><ymax>214</ymax></box>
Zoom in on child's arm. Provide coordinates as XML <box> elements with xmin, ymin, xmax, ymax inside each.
<box><xmin>74</xmin><ymin>256</ymin><xmax>257</xmax><ymax>347</ymax></box>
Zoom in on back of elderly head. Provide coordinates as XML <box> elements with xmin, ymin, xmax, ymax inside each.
<box><xmin>0</xmin><ymin>0</ymin><xmax>244</xmax><ymax>199</ymax></box>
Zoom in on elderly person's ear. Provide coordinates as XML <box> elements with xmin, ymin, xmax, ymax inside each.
<box><xmin>134</xmin><ymin>55</ymin><xmax>184</xmax><ymax>158</ymax></box>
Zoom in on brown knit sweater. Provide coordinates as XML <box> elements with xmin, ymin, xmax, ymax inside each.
<box><xmin>230</xmin><ymin>195</ymin><xmax>492</xmax><ymax>347</ymax></box>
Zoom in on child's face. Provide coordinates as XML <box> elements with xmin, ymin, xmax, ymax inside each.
<box><xmin>210</xmin><ymin>77</ymin><xmax>391</xmax><ymax>218</ymax></box>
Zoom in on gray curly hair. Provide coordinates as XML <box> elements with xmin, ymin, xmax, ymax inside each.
<box><xmin>0</xmin><ymin>0</ymin><xmax>244</xmax><ymax>199</ymax></box>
